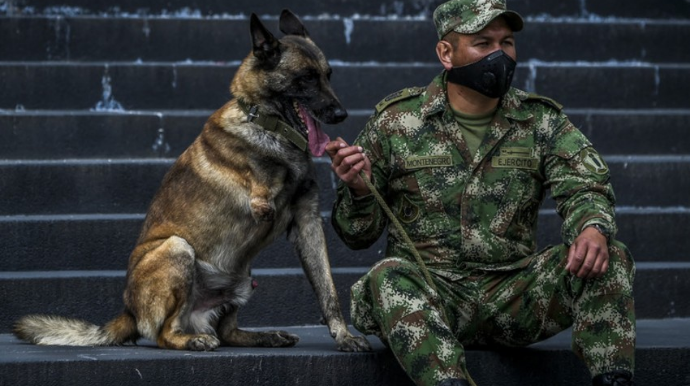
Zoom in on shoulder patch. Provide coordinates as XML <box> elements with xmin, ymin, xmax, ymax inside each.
<box><xmin>526</xmin><ymin>93</ymin><xmax>563</xmax><ymax>112</ymax></box>
<box><xmin>375</xmin><ymin>87</ymin><xmax>424</xmax><ymax>114</ymax></box>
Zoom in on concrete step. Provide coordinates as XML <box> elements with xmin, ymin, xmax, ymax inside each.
<box><xmin>0</xmin><ymin>156</ymin><xmax>687</xmax><ymax>216</ymax></box>
<box><xmin>1</xmin><ymin>62</ymin><xmax>688</xmax><ymax>111</ymax></box>
<box><xmin>0</xmin><ymin>268</ymin><xmax>363</xmax><ymax>332</ymax></box>
<box><xmin>3</xmin><ymin>0</ymin><xmax>689</xmax><ymax>19</ymax></box>
<box><xmin>2</xmin><ymin>109</ymin><xmax>689</xmax><ymax>159</ymax></box>
<box><xmin>0</xmin><ymin>1</ymin><xmax>686</xmax><ymax>384</ymax></box>
<box><xmin>1</xmin><ymin>318</ymin><xmax>689</xmax><ymax>386</ymax></box>
<box><xmin>0</xmin><ymin>158</ymin><xmax>338</xmax><ymax>215</ymax></box>
<box><xmin>1</xmin><ymin>264</ymin><xmax>689</xmax><ymax>333</ymax></box>
<box><xmin>0</xmin><ymin>208</ymin><xmax>688</xmax><ymax>272</ymax></box>
<box><xmin>3</xmin><ymin>16</ymin><xmax>690</xmax><ymax>63</ymax></box>
<box><xmin>1</xmin><ymin>0</ymin><xmax>447</xmax><ymax>18</ymax></box>
<box><xmin>0</xmin><ymin>212</ymin><xmax>386</xmax><ymax>270</ymax></box>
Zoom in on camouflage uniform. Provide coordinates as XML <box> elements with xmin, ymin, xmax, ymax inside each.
<box><xmin>331</xmin><ymin>73</ymin><xmax>635</xmax><ymax>385</ymax></box>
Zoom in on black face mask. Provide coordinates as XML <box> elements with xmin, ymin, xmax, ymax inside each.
<box><xmin>446</xmin><ymin>50</ymin><xmax>516</xmax><ymax>98</ymax></box>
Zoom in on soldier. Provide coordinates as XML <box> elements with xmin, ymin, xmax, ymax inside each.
<box><xmin>325</xmin><ymin>0</ymin><xmax>636</xmax><ymax>385</ymax></box>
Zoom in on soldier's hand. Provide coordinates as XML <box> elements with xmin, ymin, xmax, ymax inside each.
<box><xmin>566</xmin><ymin>227</ymin><xmax>609</xmax><ymax>279</ymax></box>
<box><xmin>325</xmin><ymin>137</ymin><xmax>372</xmax><ymax>197</ymax></box>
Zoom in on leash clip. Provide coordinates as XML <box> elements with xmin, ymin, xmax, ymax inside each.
<box><xmin>247</xmin><ymin>105</ymin><xmax>260</xmax><ymax>122</ymax></box>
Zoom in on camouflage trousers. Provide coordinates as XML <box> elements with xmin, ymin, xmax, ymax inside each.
<box><xmin>350</xmin><ymin>241</ymin><xmax>636</xmax><ymax>386</ymax></box>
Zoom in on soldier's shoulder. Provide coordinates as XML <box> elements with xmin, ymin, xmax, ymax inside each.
<box><xmin>523</xmin><ymin>92</ymin><xmax>564</xmax><ymax>112</ymax></box>
<box><xmin>374</xmin><ymin>86</ymin><xmax>425</xmax><ymax>114</ymax></box>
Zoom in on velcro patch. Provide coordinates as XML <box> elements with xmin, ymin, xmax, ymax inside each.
<box><xmin>500</xmin><ymin>147</ymin><xmax>532</xmax><ymax>157</ymax></box>
<box><xmin>580</xmin><ymin>147</ymin><xmax>608</xmax><ymax>175</ymax></box>
<box><xmin>405</xmin><ymin>155</ymin><xmax>453</xmax><ymax>170</ymax></box>
<box><xmin>375</xmin><ymin>87</ymin><xmax>424</xmax><ymax>113</ymax></box>
<box><xmin>491</xmin><ymin>156</ymin><xmax>539</xmax><ymax>170</ymax></box>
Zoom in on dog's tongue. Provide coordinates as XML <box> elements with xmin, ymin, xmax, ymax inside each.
<box><xmin>298</xmin><ymin>105</ymin><xmax>330</xmax><ymax>157</ymax></box>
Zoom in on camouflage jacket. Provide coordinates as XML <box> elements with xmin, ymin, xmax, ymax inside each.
<box><xmin>332</xmin><ymin>72</ymin><xmax>617</xmax><ymax>272</ymax></box>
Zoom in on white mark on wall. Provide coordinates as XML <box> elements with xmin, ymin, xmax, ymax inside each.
<box><xmin>142</xmin><ymin>18</ymin><xmax>151</xmax><ymax>38</ymax></box>
<box><xmin>343</xmin><ymin>17</ymin><xmax>354</xmax><ymax>45</ymax></box>
<box><xmin>92</xmin><ymin>66</ymin><xmax>124</xmax><ymax>111</ymax></box>
<box><xmin>524</xmin><ymin>59</ymin><xmax>538</xmax><ymax>93</ymax></box>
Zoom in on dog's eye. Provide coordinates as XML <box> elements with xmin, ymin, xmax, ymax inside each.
<box><xmin>301</xmin><ymin>74</ymin><xmax>319</xmax><ymax>84</ymax></box>
<box><xmin>301</xmin><ymin>73</ymin><xmax>318</xmax><ymax>85</ymax></box>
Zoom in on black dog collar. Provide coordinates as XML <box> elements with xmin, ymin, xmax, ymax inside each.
<box><xmin>236</xmin><ymin>99</ymin><xmax>308</xmax><ymax>153</ymax></box>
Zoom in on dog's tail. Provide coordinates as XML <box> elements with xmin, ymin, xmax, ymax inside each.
<box><xmin>13</xmin><ymin>313</ymin><xmax>138</xmax><ymax>346</ymax></box>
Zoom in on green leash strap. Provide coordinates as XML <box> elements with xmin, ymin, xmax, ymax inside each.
<box><xmin>358</xmin><ymin>170</ymin><xmax>478</xmax><ymax>386</ymax></box>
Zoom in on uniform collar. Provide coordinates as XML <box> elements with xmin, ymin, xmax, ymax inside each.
<box><xmin>419</xmin><ymin>70</ymin><xmax>534</xmax><ymax>123</ymax></box>
<box><xmin>419</xmin><ymin>71</ymin><xmax>449</xmax><ymax>119</ymax></box>
<box><xmin>500</xmin><ymin>88</ymin><xmax>535</xmax><ymax>122</ymax></box>
<box><xmin>419</xmin><ymin>72</ymin><xmax>537</xmax><ymax>167</ymax></box>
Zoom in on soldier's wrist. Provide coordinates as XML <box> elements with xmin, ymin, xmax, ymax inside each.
<box><xmin>350</xmin><ymin>185</ymin><xmax>372</xmax><ymax>198</ymax></box>
<box><xmin>585</xmin><ymin>223</ymin><xmax>611</xmax><ymax>242</ymax></box>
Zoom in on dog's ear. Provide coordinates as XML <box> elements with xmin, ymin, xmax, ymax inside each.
<box><xmin>279</xmin><ymin>9</ymin><xmax>310</xmax><ymax>38</ymax></box>
<box><xmin>250</xmin><ymin>13</ymin><xmax>281</xmax><ymax>67</ymax></box>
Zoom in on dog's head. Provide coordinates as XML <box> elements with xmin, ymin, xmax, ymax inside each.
<box><xmin>232</xmin><ymin>10</ymin><xmax>347</xmax><ymax>156</ymax></box>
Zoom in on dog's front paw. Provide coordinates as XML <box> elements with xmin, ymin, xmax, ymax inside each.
<box><xmin>336</xmin><ymin>333</ymin><xmax>372</xmax><ymax>352</ymax></box>
<box><xmin>250</xmin><ymin>197</ymin><xmax>275</xmax><ymax>222</ymax></box>
<box><xmin>186</xmin><ymin>334</ymin><xmax>220</xmax><ymax>351</ymax></box>
<box><xmin>263</xmin><ymin>330</ymin><xmax>300</xmax><ymax>347</ymax></box>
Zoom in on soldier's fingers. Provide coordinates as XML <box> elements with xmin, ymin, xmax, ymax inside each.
<box><xmin>346</xmin><ymin>159</ymin><xmax>367</xmax><ymax>179</ymax></box>
<box><xmin>575</xmin><ymin>254</ymin><xmax>591</xmax><ymax>278</ymax></box>
<box><xmin>588</xmin><ymin>249</ymin><xmax>610</xmax><ymax>279</ymax></box>
<box><xmin>341</xmin><ymin>152</ymin><xmax>366</xmax><ymax>169</ymax></box>
<box><xmin>325</xmin><ymin>138</ymin><xmax>348</xmax><ymax>159</ymax></box>
<box><xmin>341</xmin><ymin>160</ymin><xmax>369</xmax><ymax>194</ymax></box>
<box><xmin>334</xmin><ymin>152</ymin><xmax>364</xmax><ymax>177</ymax></box>
<box><xmin>600</xmin><ymin>258</ymin><xmax>610</xmax><ymax>276</ymax></box>
<box><xmin>577</xmin><ymin>241</ymin><xmax>596</xmax><ymax>277</ymax></box>
<box><xmin>337</xmin><ymin>156</ymin><xmax>367</xmax><ymax>184</ymax></box>
<box><xmin>566</xmin><ymin>243</ymin><xmax>583</xmax><ymax>275</ymax></box>
<box><xmin>334</xmin><ymin>146</ymin><xmax>364</xmax><ymax>165</ymax></box>
<box><xmin>577</xmin><ymin>242</ymin><xmax>602</xmax><ymax>278</ymax></box>
<box><xmin>330</xmin><ymin>147</ymin><xmax>361</xmax><ymax>175</ymax></box>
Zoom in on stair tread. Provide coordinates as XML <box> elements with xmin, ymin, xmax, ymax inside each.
<box><xmin>1</xmin><ymin>262</ymin><xmax>689</xmax><ymax>278</ymax></box>
<box><xmin>2</xmin><ymin>318</ymin><xmax>689</xmax><ymax>361</ymax></box>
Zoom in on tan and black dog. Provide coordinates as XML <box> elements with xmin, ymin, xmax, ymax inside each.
<box><xmin>14</xmin><ymin>10</ymin><xmax>371</xmax><ymax>353</ymax></box>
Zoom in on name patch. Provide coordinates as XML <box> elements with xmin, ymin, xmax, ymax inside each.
<box><xmin>491</xmin><ymin>156</ymin><xmax>539</xmax><ymax>170</ymax></box>
<box><xmin>405</xmin><ymin>155</ymin><xmax>453</xmax><ymax>170</ymax></box>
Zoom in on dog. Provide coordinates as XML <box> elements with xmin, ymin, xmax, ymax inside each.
<box><xmin>14</xmin><ymin>10</ymin><xmax>371</xmax><ymax>353</ymax></box>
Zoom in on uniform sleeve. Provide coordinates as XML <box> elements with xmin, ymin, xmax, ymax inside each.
<box><xmin>544</xmin><ymin>114</ymin><xmax>618</xmax><ymax>245</ymax></box>
<box><xmin>331</xmin><ymin>115</ymin><xmax>390</xmax><ymax>250</ymax></box>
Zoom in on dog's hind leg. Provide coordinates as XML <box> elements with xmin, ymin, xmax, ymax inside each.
<box><xmin>126</xmin><ymin>236</ymin><xmax>220</xmax><ymax>351</ymax></box>
<box><xmin>217</xmin><ymin>307</ymin><xmax>299</xmax><ymax>347</ymax></box>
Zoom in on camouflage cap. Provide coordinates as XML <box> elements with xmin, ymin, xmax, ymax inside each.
<box><xmin>433</xmin><ymin>0</ymin><xmax>524</xmax><ymax>39</ymax></box>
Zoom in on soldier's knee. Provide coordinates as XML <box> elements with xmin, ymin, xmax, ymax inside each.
<box><xmin>589</xmin><ymin>240</ymin><xmax>635</xmax><ymax>295</ymax></box>
<box><xmin>608</xmin><ymin>239</ymin><xmax>635</xmax><ymax>278</ymax></box>
<box><xmin>366</xmin><ymin>257</ymin><xmax>430</xmax><ymax>300</ymax></box>
<box><xmin>368</xmin><ymin>257</ymin><xmax>414</xmax><ymax>281</ymax></box>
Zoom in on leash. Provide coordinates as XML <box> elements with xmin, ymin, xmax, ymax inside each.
<box><xmin>358</xmin><ymin>170</ymin><xmax>478</xmax><ymax>386</ymax></box>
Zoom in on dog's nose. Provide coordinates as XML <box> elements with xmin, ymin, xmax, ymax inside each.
<box><xmin>333</xmin><ymin>107</ymin><xmax>348</xmax><ymax>123</ymax></box>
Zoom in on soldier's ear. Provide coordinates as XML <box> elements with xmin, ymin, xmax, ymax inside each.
<box><xmin>250</xmin><ymin>13</ymin><xmax>282</xmax><ymax>68</ymax></box>
<box><xmin>436</xmin><ymin>39</ymin><xmax>454</xmax><ymax>71</ymax></box>
<box><xmin>279</xmin><ymin>9</ymin><xmax>310</xmax><ymax>38</ymax></box>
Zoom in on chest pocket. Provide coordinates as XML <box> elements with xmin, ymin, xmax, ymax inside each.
<box><xmin>389</xmin><ymin>161</ymin><xmax>457</xmax><ymax>238</ymax></box>
<box><xmin>488</xmin><ymin>169</ymin><xmax>543</xmax><ymax>241</ymax></box>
